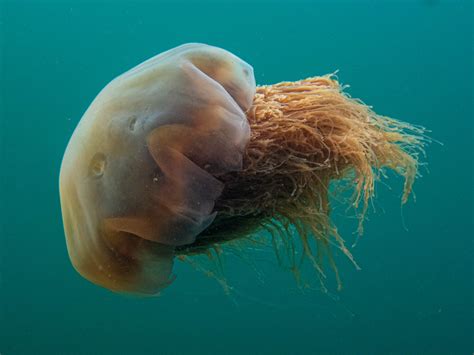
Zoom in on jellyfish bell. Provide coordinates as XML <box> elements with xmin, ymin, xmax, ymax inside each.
<box><xmin>60</xmin><ymin>43</ymin><xmax>425</xmax><ymax>295</ymax></box>
<box><xmin>59</xmin><ymin>43</ymin><xmax>256</xmax><ymax>294</ymax></box>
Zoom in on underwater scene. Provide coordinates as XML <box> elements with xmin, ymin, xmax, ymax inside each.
<box><xmin>0</xmin><ymin>0</ymin><xmax>472</xmax><ymax>354</ymax></box>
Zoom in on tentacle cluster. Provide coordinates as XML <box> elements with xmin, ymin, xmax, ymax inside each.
<box><xmin>178</xmin><ymin>75</ymin><xmax>427</xmax><ymax>289</ymax></box>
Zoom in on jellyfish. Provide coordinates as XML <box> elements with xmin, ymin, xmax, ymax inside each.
<box><xmin>59</xmin><ymin>43</ymin><xmax>425</xmax><ymax>295</ymax></box>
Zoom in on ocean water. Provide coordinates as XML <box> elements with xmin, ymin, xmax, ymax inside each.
<box><xmin>0</xmin><ymin>0</ymin><xmax>472</xmax><ymax>354</ymax></box>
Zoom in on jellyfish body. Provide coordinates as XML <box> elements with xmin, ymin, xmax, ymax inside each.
<box><xmin>59</xmin><ymin>44</ymin><xmax>256</xmax><ymax>294</ymax></box>
<box><xmin>61</xmin><ymin>43</ymin><xmax>424</xmax><ymax>295</ymax></box>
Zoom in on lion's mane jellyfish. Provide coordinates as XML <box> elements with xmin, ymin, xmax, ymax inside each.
<box><xmin>59</xmin><ymin>43</ymin><xmax>425</xmax><ymax>295</ymax></box>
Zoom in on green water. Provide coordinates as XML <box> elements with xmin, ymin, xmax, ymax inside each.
<box><xmin>0</xmin><ymin>1</ymin><xmax>472</xmax><ymax>354</ymax></box>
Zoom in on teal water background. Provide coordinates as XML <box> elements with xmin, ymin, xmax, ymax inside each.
<box><xmin>0</xmin><ymin>1</ymin><xmax>472</xmax><ymax>354</ymax></box>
